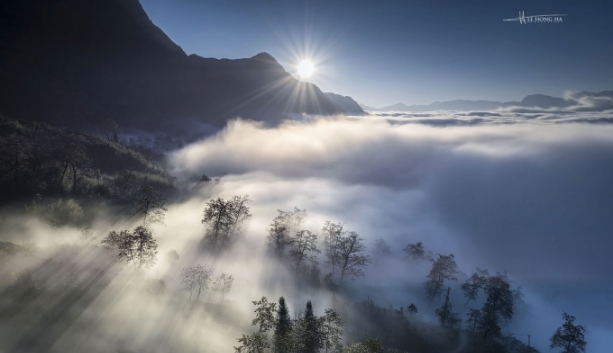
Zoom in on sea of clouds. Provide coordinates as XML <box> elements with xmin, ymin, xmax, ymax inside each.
<box><xmin>171</xmin><ymin>107</ymin><xmax>613</xmax><ymax>352</ymax></box>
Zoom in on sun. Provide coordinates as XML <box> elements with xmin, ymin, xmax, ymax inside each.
<box><xmin>297</xmin><ymin>60</ymin><xmax>315</xmax><ymax>79</ymax></box>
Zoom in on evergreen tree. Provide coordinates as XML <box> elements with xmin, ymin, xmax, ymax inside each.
<box><xmin>302</xmin><ymin>301</ymin><xmax>322</xmax><ymax>353</ymax></box>
<box><xmin>274</xmin><ymin>297</ymin><xmax>293</xmax><ymax>353</ymax></box>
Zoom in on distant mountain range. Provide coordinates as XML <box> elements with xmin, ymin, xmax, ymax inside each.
<box><xmin>0</xmin><ymin>0</ymin><xmax>362</xmax><ymax>136</ymax></box>
<box><xmin>361</xmin><ymin>91</ymin><xmax>613</xmax><ymax>112</ymax></box>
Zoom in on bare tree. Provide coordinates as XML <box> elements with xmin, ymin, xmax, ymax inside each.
<box><xmin>336</xmin><ymin>231</ymin><xmax>370</xmax><ymax>283</ymax></box>
<box><xmin>288</xmin><ymin>230</ymin><xmax>320</xmax><ymax>272</ymax></box>
<box><xmin>424</xmin><ymin>253</ymin><xmax>459</xmax><ymax>301</ymax></box>
<box><xmin>267</xmin><ymin>208</ymin><xmax>307</xmax><ymax>258</ymax></box>
<box><xmin>461</xmin><ymin>268</ymin><xmax>490</xmax><ymax>306</ymax></box>
<box><xmin>212</xmin><ymin>273</ymin><xmax>234</xmax><ymax>303</ymax></box>
<box><xmin>181</xmin><ymin>265</ymin><xmax>213</xmax><ymax>301</ymax></box>
<box><xmin>322</xmin><ymin>221</ymin><xmax>345</xmax><ymax>276</ymax></box>
<box><xmin>320</xmin><ymin>309</ymin><xmax>344</xmax><ymax>353</ymax></box>
<box><xmin>132</xmin><ymin>185</ymin><xmax>167</xmax><ymax>226</ymax></box>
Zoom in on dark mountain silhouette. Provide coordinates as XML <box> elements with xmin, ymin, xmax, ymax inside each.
<box><xmin>325</xmin><ymin>93</ymin><xmax>365</xmax><ymax>114</ymax></box>
<box><xmin>0</xmin><ymin>0</ymin><xmax>350</xmax><ymax>135</ymax></box>
<box><xmin>367</xmin><ymin>91</ymin><xmax>613</xmax><ymax>112</ymax></box>
<box><xmin>519</xmin><ymin>94</ymin><xmax>570</xmax><ymax>109</ymax></box>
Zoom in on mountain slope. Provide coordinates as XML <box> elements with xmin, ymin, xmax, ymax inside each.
<box><xmin>0</xmin><ymin>0</ymin><xmax>341</xmax><ymax>134</ymax></box>
<box><xmin>325</xmin><ymin>93</ymin><xmax>365</xmax><ymax>114</ymax></box>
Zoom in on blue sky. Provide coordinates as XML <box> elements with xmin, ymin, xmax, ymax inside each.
<box><xmin>139</xmin><ymin>0</ymin><xmax>613</xmax><ymax>107</ymax></box>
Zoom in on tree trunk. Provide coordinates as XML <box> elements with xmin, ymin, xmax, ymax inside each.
<box><xmin>59</xmin><ymin>162</ymin><xmax>68</xmax><ymax>188</ymax></box>
<box><xmin>71</xmin><ymin>164</ymin><xmax>77</xmax><ymax>192</ymax></box>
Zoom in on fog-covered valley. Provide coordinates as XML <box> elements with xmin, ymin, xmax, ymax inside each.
<box><xmin>1</xmin><ymin>112</ymin><xmax>611</xmax><ymax>353</ymax></box>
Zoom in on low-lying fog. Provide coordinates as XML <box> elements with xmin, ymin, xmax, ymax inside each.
<box><xmin>2</xmin><ymin>110</ymin><xmax>612</xmax><ymax>353</ymax></box>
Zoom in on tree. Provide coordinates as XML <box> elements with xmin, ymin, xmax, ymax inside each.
<box><xmin>288</xmin><ymin>230</ymin><xmax>320</xmax><ymax>272</ymax></box>
<box><xmin>322</xmin><ymin>221</ymin><xmax>345</xmax><ymax>275</ymax></box>
<box><xmin>435</xmin><ymin>287</ymin><xmax>460</xmax><ymax>329</ymax></box>
<box><xmin>132</xmin><ymin>185</ymin><xmax>167</xmax><ymax>226</ymax></box>
<box><xmin>477</xmin><ymin>273</ymin><xmax>514</xmax><ymax>340</ymax></box>
<box><xmin>372</xmin><ymin>238</ymin><xmax>392</xmax><ymax>257</ymax></box>
<box><xmin>402</xmin><ymin>242</ymin><xmax>426</xmax><ymax>261</ymax></box>
<box><xmin>181</xmin><ymin>265</ymin><xmax>212</xmax><ymax>301</ymax></box>
<box><xmin>267</xmin><ymin>208</ymin><xmax>307</xmax><ymax>258</ymax></box>
<box><xmin>56</xmin><ymin>133</ymin><xmax>92</xmax><ymax>192</ymax></box>
<box><xmin>301</xmin><ymin>301</ymin><xmax>322</xmax><ymax>353</ymax></box>
<box><xmin>466</xmin><ymin>308</ymin><xmax>482</xmax><ymax>331</ymax></box>
<box><xmin>336</xmin><ymin>232</ymin><xmax>371</xmax><ymax>283</ymax></box>
<box><xmin>131</xmin><ymin>226</ymin><xmax>159</xmax><ymax>268</ymax></box>
<box><xmin>363</xmin><ymin>339</ymin><xmax>384</xmax><ymax>353</ymax></box>
<box><xmin>102</xmin><ymin>226</ymin><xmax>158</xmax><ymax>268</ymax></box>
<box><xmin>320</xmin><ymin>309</ymin><xmax>344</xmax><ymax>353</ymax></box>
<box><xmin>274</xmin><ymin>297</ymin><xmax>293</xmax><ymax>353</ymax></box>
<box><xmin>424</xmin><ymin>254</ymin><xmax>459</xmax><ymax>301</ymax></box>
<box><xmin>235</xmin><ymin>332</ymin><xmax>270</xmax><ymax>353</ymax></box>
<box><xmin>102</xmin><ymin>229</ymin><xmax>134</xmax><ymax>264</ymax></box>
<box><xmin>461</xmin><ymin>268</ymin><xmax>490</xmax><ymax>306</ymax></box>
<box><xmin>407</xmin><ymin>303</ymin><xmax>418</xmax><ymax>317</ymax></box>
<box><xmin>550</xmin><ymin>312</ymin><xmax>587</xmax><ymax>353</ymax></box>
<box><xmin>252</xmin><ymin>297</ymin><xmax>278</xmax><ymax>332</ymax></box>
<box><xmin>165</xmin><ymin>249</ymin><xmax>179</xmax><ymax>263</ymax></box>
<box><xmin>343</xmin><ymin>339</ymin><xmax>384</xmax><ymax>353</ymax></box>
<box><xmin>101</xmin><ymin>118</ymin><xmax>121</xmax><ymax>142</ymax></box>
<box><xmin>202</xmin><ymin>195</ymin><xmax>252</xmax><ymax>248</ymax></box>
<box><xmin>212</xmin><ymin>273</ymin><xmax>234</xmax><ymax>303</ymax></box>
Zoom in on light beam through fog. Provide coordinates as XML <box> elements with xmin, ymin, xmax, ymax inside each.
<box><xmin>171</xmin><ymin>115</ymin><xmax>613</xmax><ymax>352</ymax></box>
<box><xmin>2</xmin><ymin>114</ymin><xmax>612</xmax><ymax>353</ymax></box>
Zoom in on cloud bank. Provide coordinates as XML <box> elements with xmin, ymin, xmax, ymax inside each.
<box><xmin>172</xmin><ymin>115</ymin><xmax>613</xmax><ymax>352</ymax></box>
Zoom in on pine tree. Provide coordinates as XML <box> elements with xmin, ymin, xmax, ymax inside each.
<box><xmin>302</xmin><ymin>301</ymin><xmax>322</xmax><ymax>353</ymax></box>
<box><xmin>274</xmin><ymin>297</ymin><xmax>293</xmax><ymax>353</ymax></box>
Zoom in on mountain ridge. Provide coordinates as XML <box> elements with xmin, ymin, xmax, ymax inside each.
<box><xmin>0</xmin><ymin>0</ymin><xmax>358</xmax><ymax>136</ymax></box>
<box><xmin>364</xmin><ymin>91</ymin><xmax>613</xmax><ymax>111</ymax></box>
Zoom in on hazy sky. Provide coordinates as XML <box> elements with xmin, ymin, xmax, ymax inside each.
<box><xmin>139</xmin><ymin>0</ymin><xmax>613</xmax><ymax>107</ymax></box>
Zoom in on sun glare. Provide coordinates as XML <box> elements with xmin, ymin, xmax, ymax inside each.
<box><xmin>297</xmin><ymin>60</ymin><xmax>315</xmax><ymax>79</ymax></box>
